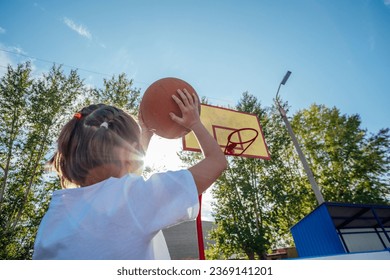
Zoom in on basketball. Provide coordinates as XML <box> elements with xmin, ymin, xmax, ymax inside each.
<box><xmin>140</xmin><ymin>77</ymin><xmax>201</xmax><ymax>139</ymax></box>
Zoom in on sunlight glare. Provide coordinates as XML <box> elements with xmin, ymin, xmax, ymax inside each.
<box><xmin>143</xmin><ymin>136</ymin><xmax>184</xmax><ymax>171</ymax></box>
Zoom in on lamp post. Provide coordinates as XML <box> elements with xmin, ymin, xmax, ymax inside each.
<box><xmin>275</xmin><ymin>71</ymin><xmax>325</xmax><ymax>205</ymax></box>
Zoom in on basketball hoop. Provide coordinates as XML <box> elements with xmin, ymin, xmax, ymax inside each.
<box><xmin>183</xmin><ymin>104</ymin><xmax>270</xmax><ymax>159</ymax></box>
<box><xmin>224</xmin><ymin>128</ymin><xmax>259</xmax><ymax>156</ymax></box>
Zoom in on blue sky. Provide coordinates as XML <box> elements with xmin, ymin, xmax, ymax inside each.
<box><xmin>1</xmin><ymin>0</ymin><xmax>390</xmax><ymax>220</ymax></box>
<box><xmin>1</xmin><ymin>0</ymin><xmax>389</xmax><ymax>134</ymax></box>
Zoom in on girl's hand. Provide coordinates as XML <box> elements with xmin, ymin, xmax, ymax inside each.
<box><xmin>170</xmin><ymin>88</ymin><xmax>200</xmax><ymax>130</ymax></box>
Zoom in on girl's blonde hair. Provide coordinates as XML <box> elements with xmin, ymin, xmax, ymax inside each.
<box><xmin>52</xmin><ymin>104</ymin><xmax>143</xmax><ymax>188</ymax></box>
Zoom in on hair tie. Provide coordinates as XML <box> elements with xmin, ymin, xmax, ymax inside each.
<box><xmin>100</xmin><ymin>121</ymin><xmax>109</xmax><ymax>129</ymax></box>
<box><xmin>74</xmin><ymin>112</ymin><xmax>82</xmax><ymax>120</ymax></box>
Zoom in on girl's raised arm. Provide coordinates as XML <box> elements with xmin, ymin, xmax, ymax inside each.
<box><xmin>170</xmin><ymin>89</ymin><xmax>227</xmax><ymax>194</ymax></box>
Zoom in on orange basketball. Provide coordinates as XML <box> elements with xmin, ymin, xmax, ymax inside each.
<box><xmin>140</xmin><ymin>77</ymin><xmax>201</xmax><ymax>139</ymax></box>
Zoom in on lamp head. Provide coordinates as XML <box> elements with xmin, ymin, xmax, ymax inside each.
<box><xmin>281</xmin><ymin>71</ymin><xmax>292</xmax><ymax>85</ymax></box>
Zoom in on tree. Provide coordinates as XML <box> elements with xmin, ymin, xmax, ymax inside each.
<box><xmin>0</xmin><ymin>62</ymin><xmax>86</xmax><ymax>259</ymax></box>
<box><xmin>291</xmin><ymin>104</ymin><xmax>390</xmax><ymax>204</ymax></box>
<box><xmin>0</xmin><ymin>63</ymin><xmax>141</xmax><ymax>259</ymax></box>
<box><xmin>205</xmin><ymin>93</ymin><xmax>389</xmax><ymax>260</ymax></box>
<box><xmin>89</xmin><ymin>73</ymin><xmax>141</xmax><ymax>115</ymax></box>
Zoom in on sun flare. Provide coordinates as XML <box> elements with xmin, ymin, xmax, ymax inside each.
<box><xmin>143</xmin><ymin>136</ymin><xmax>184</xmax><ymax>172</ymax></box>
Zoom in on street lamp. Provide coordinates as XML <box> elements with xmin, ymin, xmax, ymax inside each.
<box><xmin>275</xmin><ymin>71</ymin><xmax>325</xmax><ymax>205</ymax></box>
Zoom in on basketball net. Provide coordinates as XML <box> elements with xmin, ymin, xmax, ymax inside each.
<box><xmin>224</xmin><ymin>128</ymin><xmax>259</xmax><ymax>156</ymax></box>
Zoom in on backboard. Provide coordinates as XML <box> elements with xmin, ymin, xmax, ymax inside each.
<box><xmin>183</xmin><ymin>104</ymin><xmax>270</xmax><ymax>159</ymax></box>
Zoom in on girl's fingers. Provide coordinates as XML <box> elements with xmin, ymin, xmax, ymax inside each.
<box><xmin>172</xmin><ymin>94</ymin><xmax>186</xmax><ymax>111</ymax></box>
<box><xmin>192</xmin><ymin>91</ymin><xmax>199</xmax><ymax>106</ymax></box>
<box><xmin>171</xmin><ymin>88</ymin><xmax>198</xmax><ymax>119</ymax></box>
<box><xmin>177</xmin><ymin>88</ymin><xmax>196</xmax><ymax>106</ymax></box>
<box><xmin>182</xmin><ymin>88</ymin><xmax>194</xmax><ymax>104</ymax></box>
<box><xmin>176</xmin><ymin>89</ymin><xmax>189</xmax><ymax>106</ymax></box>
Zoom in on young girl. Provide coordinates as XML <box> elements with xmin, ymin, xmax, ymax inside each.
<box><xmin>33</xmin><ymin>89</ymin><xmax>227</xmax><ymax>259</ymax></box>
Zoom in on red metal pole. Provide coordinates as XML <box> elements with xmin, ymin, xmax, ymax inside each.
<box><xmin>196</xmin><ymin>194</ymin><xmax>205</xmax><ymax>260</ymax></box>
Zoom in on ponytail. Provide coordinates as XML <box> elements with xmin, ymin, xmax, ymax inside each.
<box><xmin>52</xmin><ymin>104</ymin><xmax>142</xmax><ymax>188</ymax></box>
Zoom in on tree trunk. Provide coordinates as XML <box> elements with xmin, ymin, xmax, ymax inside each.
<box><xmin>245</xmin><ymin>250</ymin><xmax>255</xmax><ymax>260</ymax></box>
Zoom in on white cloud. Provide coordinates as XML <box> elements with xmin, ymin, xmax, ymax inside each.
<box><xmin>12</xmin><ymin>46</ymin><xmax>27</xmax><ymax>55</ymax></box>
<box><xmin>0</xmin><ymin>26</ymin><xmax>5</xmax><ymax>34</ymax></box>
<box><xmin>63</xmin><ymin>17</ymin><xmax>92</xmax><ymax>39</ymax></box>
<box><xmin>385</xmin><ymin>0</ymin><xmax>390</xmax><ymax>6</ymax></box>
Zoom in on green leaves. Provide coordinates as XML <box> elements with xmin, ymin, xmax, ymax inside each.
<box><xmin>90</xmin><ymin>73</ymin><xmax>141</xmax><ymax>115</ymax></box>
<box><xmin>0</xmin><ymin>63</ymin><xmax>85</xmax><ymax>259</ymax></box>
<box><xmin>291</xmin><ymin>104</ymin><xmax>389</xmax><ymax>204</ymax></box>
<box><xmin>203</xmin><ymin>95</ymin><xmax>389</xmax><ymax>260</ymax></box>
<box><xmin>0</xmin><ymin>63</ymin><xmax>140</xmax><ymax>259</ymax></box>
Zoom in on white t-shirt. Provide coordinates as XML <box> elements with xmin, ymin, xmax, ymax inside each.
<box><xmin>33</xmin><ymin>169</ymin><xmax>199</xmax><ymax>260</ymax></box>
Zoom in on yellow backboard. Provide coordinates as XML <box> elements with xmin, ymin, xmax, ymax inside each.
<box><xmin>183</xmin><ymin>104</ymin><xmax>270</xmax><ymax>159</ymax></box>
